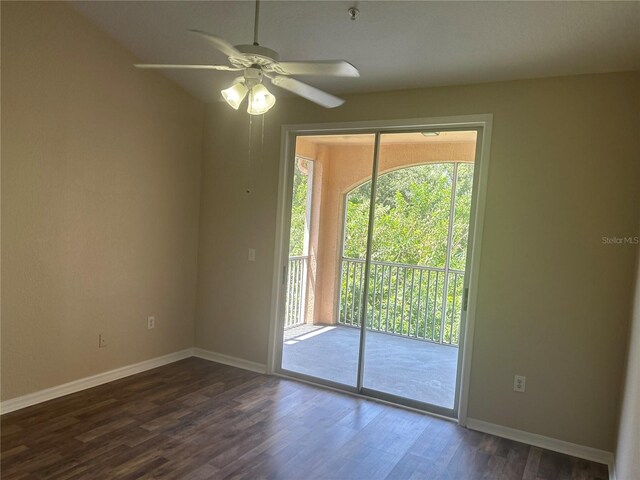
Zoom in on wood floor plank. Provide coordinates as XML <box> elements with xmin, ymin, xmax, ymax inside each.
<box><xmin>500</xmin><ymin>439</ymin><xmax>532</xmax><ymax>480</ymax></box>
<box><xmin>1</xmin><ymin>358</ymin><xmax>609</xmax><ymax>479</ymax></box>
<box><xmin>522</xmin><ymin>446</ymin><xmax>543</xmax><ymax>480</ymax></box>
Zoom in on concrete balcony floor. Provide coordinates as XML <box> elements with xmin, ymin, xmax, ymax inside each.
<box><xmin>282</xmin><ymin>324</ymin><xmax>458</xmax><ymax>409</ymax></box>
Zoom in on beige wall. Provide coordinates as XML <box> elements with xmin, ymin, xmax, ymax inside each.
<box><xmin>616</xmin><ymin>253</ymin><xmax>640</xmax><ymax>479</ymax></box>
<box><xmin>1</xmin><ymin>2</ymin><xmax>204</xmax><ymax>400</ymax></box>
<box><xmin>196</xmin><ymin>71</ymin><xmax>640</xmax><ymax>451</ymax></box>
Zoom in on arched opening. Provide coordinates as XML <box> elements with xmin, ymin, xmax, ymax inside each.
<box><xmin>340</xmin><ymin>162</ymin><xmax>473</xmax><ymax>345</ymax></box>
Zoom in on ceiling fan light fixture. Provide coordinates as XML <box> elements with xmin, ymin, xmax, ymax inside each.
<box><xmin>247</xmin><ymin>84</ymin><xmax>276</xmax><ymax>115</ymax></box>
<box><xmin>221</xmin><ymin>82</ymin><xmax>249</xmax><ymax>110</ymax></box>
<box><xmin>137</xmin><ymin>0</ymin><xmax>358</xmax><ymax>114</ymax></box>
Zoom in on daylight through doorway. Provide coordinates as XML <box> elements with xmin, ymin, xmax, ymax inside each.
<box><xmin>279</xmin><ymin>129</ymin><xmax>479</xmax><ymax>416</ymax></box>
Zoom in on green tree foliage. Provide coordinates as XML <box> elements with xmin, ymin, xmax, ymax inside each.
<box><xmin>288</xmin><ymin>159</ymin><xmax>310</xmax><ymax>257</ymax></box>
<box><xmin>340</xmin><ymin>162</ymin><xmax>474</xmax><ymax>344</ymax></box>
<box><xmin>451</xmin><ymin>163</ymin><xmax>473</xmax><ymax>271</ymax></box>
<box><xmin>344</xmin><ymin>163</ymin><xmax>473</xmax><ymax>268</ymax></box>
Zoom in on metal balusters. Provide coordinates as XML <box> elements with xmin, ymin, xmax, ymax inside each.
<box><xmin>449</xmin><ymin>273</ymin><xmax>458</xmax><ymax>344</ymax></box>
<box><xmin>357</xmin><ymin>263</ymin><xmax>361</xmax><ymax>325</ymax></box>
<box><xmin>415</xmin><ymin>269</ymin><xmax>423</xmax><ymax>338</ymax></box>
<box><xmin>342</xmin><ymin>261</ymin><xmax>350</xmax><ymax>324</ymax></box>
<box><xmin>423</xmin><ymin>270</ymin><xmax>431</xmax><ymax>340</ymax></box>
<box><xmin>385</xmin><ymin>265</ymin><xmax>392</xmax><ymax>332</ymax></box>
<box><xmin>408</xmin><ymin>269</ymin><xmax>416</xmax><ymax>337</ymax></box>
<box><xmin>431</xmin><ymin>272</ymin><xmax>439</xmax><ymax>342</ymax></box>
<box><xmin>371</xmin><ymin>264</ymin><xmax>378</xmax><ymax>330</ymax></box>
<box><xmin>336</xmin><ymin>258</ymin><xmax>464</xmax><ymax>346</ymax></box>
<box><xmin>349</xmin><ymin>263</ymin><xmax>358</xmax><ymax>325</ymax></box>
<box><xmin>284</xmin><ymin>256</ymin><xmax>307</xmax><ymax>329</ymax></box>
<box><xmin>400</xmin><ymin>268</ymin><xmax>408</xmax><ymax>335</ymax></box>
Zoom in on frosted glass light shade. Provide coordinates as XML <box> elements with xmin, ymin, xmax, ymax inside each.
<box><xmin>247</xmin><ymin>84</ymin><xmax>276</xmax><ymax>115</ymax></box>
<box><xmin>221</xmin><ymin>82</ymin><xmax>248</xmax><ymax>110</ymax></box>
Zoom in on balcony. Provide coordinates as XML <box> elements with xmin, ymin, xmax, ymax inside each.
<box><xmin>282</xmin><ymin>324</ymin><xmax>458</xmax><ymax>407</ymax></box>
<box><xmin>286</xmin><ymin>257</ymin><xmax>464</xmax><ymax>344</ymax></box>
<box><xmin>283</xmin><ymin>256</ymin><xmax>463</xmax><ymax>408</ymax></box>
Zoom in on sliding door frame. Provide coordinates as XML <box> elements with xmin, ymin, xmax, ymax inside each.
<box><xmin>267</xmin><ymin>115</ymin><xmax>493</xmax><ymax>425</ymax></box>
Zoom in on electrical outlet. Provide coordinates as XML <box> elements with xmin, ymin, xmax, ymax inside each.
<box><xmin>248</xmin><ymin>248</ymin><xmax>256</xmax><ymax>262</ymax></box>
<box><xmin>147</xmin><ymin>316</ymin><xmax>155</xmax><ymax>330</ymax></box>
<box><xmin>514</xmin><ymin>375</ymin><xmax>526</xmax><ymax>392</ymax></box>
<box><xmin>98</xmin><ymin>334</ymin><xmax>107</xmax><ymax>348</ymax></box>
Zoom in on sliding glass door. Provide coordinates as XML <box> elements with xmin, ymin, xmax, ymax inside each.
<box><xmin>278</xmin><ymin>128</ymin><xmax>480</xmax><ymax>417</ymax></box>
<box><xmin>280</xmin><ymin>134</ymin><xmax>376</xmax><ymax>388</ymax></box>
<box><xmin>360</xmin><ymin>132</ymin><xmax>476</xmax><ymax>413</ymax></box>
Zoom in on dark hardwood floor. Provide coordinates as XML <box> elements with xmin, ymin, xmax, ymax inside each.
<box><xmin>1</xmin><ymin>358</ymin><xmax>608</xmax><ymax>479</ymax></box>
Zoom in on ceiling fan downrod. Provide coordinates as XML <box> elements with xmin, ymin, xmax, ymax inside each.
<box><xmin>253</xmin><ymin>0</ymin><xmax>260</xmax><ymax>46</ymax></box>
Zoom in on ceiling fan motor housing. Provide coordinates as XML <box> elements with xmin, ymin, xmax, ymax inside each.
<box><xmin>243</xmin><ymin>67</ymin><xmax>264</xmax><ymax>87</ymax></box>
<box><xmin>232</xmin><ymin>44</ymin><xmax>280</xmax><ymax>65</ymax></box>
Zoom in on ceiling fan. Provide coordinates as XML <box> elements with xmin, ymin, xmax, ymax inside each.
<box><xmin>134</xmin><ymin>0</ymin><xmax>360</xmax><ymax>115</ymax></box>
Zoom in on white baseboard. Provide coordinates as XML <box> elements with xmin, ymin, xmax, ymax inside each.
<box><xmin>1</xmin><ymin>348</ymin><xmax>266</xmax><ymax>415</ymax></box>
<box><xmin>466</xmin><ymin>418</ymin><xmax>615</xmax><ymax>475</ymax></box>
<box><xmin>1</xmin><ymin>349</ymin><xmax>194</xmax><ymax>415</ymax></box>
<box><xmin>192</xmin><ymin>348</ymin><xmax>267</xmax><ymax>374</ymax></box>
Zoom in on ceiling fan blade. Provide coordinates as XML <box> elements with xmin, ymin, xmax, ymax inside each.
<box><xmin>187</xmin><ymin>30</ymin><xmax>243</xmax><ymax>58</ymax></box>
<box><xmin>276</xmin><ymin>60</ymin><xmax>359</xmax><ymax>77</ymax></box>
<box><xmin>270</xmin><ymin>76</ymin><xmax>345</xmax><ymax>108</ymax></box>
<box><xmin>135</xmin><ymin>64</ymin><xmax>242</xmax><ymax>71</ymax></box>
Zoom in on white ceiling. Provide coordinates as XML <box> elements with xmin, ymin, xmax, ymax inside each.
<box><xmin>71</xmin><ymin>1</ymin><xmax>640</xmax><ymax>104</ymax></box>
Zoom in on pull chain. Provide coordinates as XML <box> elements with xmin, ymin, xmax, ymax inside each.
<box><xmin>246</xmin><ymin>114</ymin><xmax>253</xmax><ymax>194</ymax></box>
<box><xmin>260</xmin><ymin>113</ymin><xmax>265</xmax><ymax>163</ymax></box>
<box><xmin>246</xmin><ymin>112</ymin><xmax>265</xmax><ymax>193</ymax></box>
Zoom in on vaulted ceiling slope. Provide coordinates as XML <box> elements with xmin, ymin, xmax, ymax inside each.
<box><xmin>71</xmin><ymin>1</ymin><xmax>640</xmax><ymax>103</ymax></box>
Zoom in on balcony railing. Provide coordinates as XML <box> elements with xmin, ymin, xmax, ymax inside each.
<box><xmin>285</xmin><ymin>256</ymin><xmax>308</xmax><ymax>329</ymax></box>
<box><xmin>339</xmin><ymin>258</ymin><xmax>465</xmax><ymax>346</ymax></box>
